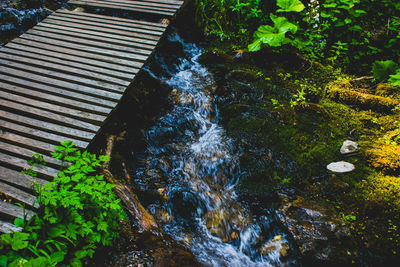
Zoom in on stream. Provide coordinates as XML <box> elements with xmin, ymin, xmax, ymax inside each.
<box><xmin>128</xmin><ymin>29</ymin><xmax>297</xmax><ymax>266</ymax></box>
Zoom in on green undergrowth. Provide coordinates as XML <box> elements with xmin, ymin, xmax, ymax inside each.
<box><xmin>201</xmin><ymin>44</ymin><xmax>400</xmax><ymax>262</ymax></box>
<box><xmin>0</xmin><ymin>141</ymin><xmax>126</xmax><ymax>267</ymax></box>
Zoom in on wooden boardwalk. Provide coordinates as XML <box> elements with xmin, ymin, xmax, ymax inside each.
<box><xmin>0</xmin><ymin>1</ymin><xmax>185</xmax><ymax>233</ymax></box>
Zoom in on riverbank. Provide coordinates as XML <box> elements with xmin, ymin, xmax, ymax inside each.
<box><xmin>197</xmin><ymin>42</ymin><xmax>400</xmax><ymax>265</ymax></box>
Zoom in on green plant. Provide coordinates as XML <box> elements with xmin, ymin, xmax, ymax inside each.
<box><xmin>248</xmin><ymin>0</ymin><xmax>304</xmax><ymax>51</ymax></box>
<box><xmin>290</xmin><ymin>87</ymin><xmax>306</xmax><ymax>107</ymax></box>
<box><xmin>0</xmin><ymin>141</ymin><xmax>126</xmax><ymax>266</ymax></box>
<box><xmin>389</xmin><ymin>69</ymin><xmax>400</xmax><ymax>87</ymax></box>
<box><xmin>372</xmin><ymin>60</ymin><xmax>398</xmax><ymax>82</ymax></box>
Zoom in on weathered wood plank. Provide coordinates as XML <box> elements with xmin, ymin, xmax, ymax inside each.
<box><xmin>0</xmin><ymin>110</ymin><xmax>96</xmax><ymax>142</ymax></box>
<box><xmin>56</xmin><ymin>10</ymin><xmax>166</xmax><ymax>31</ymax></box>
<box><xmin>0</xmin><ymin>201</ymin><xmax>35</xmax><ymax>220</ymax></box>
<box><xmin>16</xmin><ymin>35</ymin><xmax>146</xmax><ymax>68</ymax></box>
<box><xmin>71</xmin><ymin>0</ymin><xmax>177</xmax><ymax>13</ymax></box>
<box><xmin>69</xmin><ymin>1</ymin><xmax>175</xmax><ymax>16</ymax></box>
<box><xmin>58</xmin><ymin>9</ymin><xmax>167</xmax><ymax>28</ymax></box>
<box><xmin>0</xmin><ymin>90</ymin><xmax>107</xmax><ymax>124</ymax></box>
<box><xmin>0</xmin><ymin>119</ymin><xmax>88</xmax><ymax>149</ymax></box>
<box><xmin>0</xmin><ymin>80</ymin><xmax>111</xmax><ymax>116</ymax></box>
<box><xmin>0</xmin><ymin>65</ymin><xmax>122</xmax><ymax>103</ymax></box>
<box><xmin>6</xmin><ymin>42</ymin><xmax>139</xmax><ymax>76</ymax></box>
<box><xmin>0</xmin><ymin>131</ymin><xmax>56</xmax><ymax>157</ymax></box>
<box><xmin>28</xmin><ymin>28</ymin><xmax>152</xmax><ymax>57</ymax></box>
<box><xmin>0</xmin><ymin>181</ymin><xmax>39</xmax><ymax>208</ymax></box>
<box><xmin>35</xmin><ymin>23</ymin><xmax>154</xmax><ymax>52</ymax></box>
<box><xmin>0</xmin><ymin>56</ymin><xmax>130</xmax><ymax>93</ymax></box>
<box><xmin>0</xmin><ymin>166</ymin><xmax>47</xmax><ymax>190</ymax></box>
<box><xmin>0</xmin><ymin>220</ymin><xmax>22</xmax><ymax>233</ymax></box>
<box><xmin>44</xmin><ymin>17</ymin><xmax>161</xmax><ymax>42</ymax></box>
<box><xmin>0</xmin><ymin>150</ymin><xmax>59</xmax><ymax>179</ymax></box>
<box><xmin>101</xmin><ymin>0</ymin><xmax>182</xmax><ymax>9</ymax></box>
<box><xmin>0</xmin><ymin>98</ymin><xmax>101</xmax><ymax>132</ymax></box>
<box><xmin>0</xmin><ymin>51</ymin><xmax>130</xmax><ymax>86</ymax></box>
<box><xmin>0</xmin><ymin>140</ymin><xmax>63</xmax><ymax>169</ymax></box>
<box><xmin>51</xmin><ymin>12</ymin><xmax>166</xmax><ymax>35</ymax></box>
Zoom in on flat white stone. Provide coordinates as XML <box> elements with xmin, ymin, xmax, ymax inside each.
<box><xmin>327</xmin><ymin>161</ymin><xmax>355</xmax><ymax>173</ymax></box>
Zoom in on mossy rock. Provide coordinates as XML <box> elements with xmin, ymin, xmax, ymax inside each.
<box><xmin>366</xmin><ymin>131</ymin><xmax>400</xmax><ymax>174</ymax></box>
<box><xmin>225</xmin><ymin>69</ymin><xmax>260</xmax><ymax>83</ymax></box>
<box><xmin>375</xmin><ymin>83</ymin><xmax>399</xmax><ymax>97</ymax></box>
<box><xmin>328</xmin><ymin>87</ymin><xmax>400</xmax><ymax>113</ymax></box>
<box><xmin>198</xmin><ymin>48</ymin><xmax>234</xmax><ymax>65</ymax></box>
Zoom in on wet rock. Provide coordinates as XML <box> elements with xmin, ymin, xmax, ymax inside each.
<box><xmin>340</xmin><ymin>140</ymin><xmax>360</xmax><ymax>155</ymax></box>
<box><xmin>170</xmin><ymin>89</ymin><xmax>194</xmax><ymax>105</ymax></box>
<box><xmin>259</xmin><ymin>234</ymin><xmax>290</xmax><ymax>260</ymax></box>
<box><xmin>170</xmin><ymin>190</ymin><xmax>205</xmax><ymax>219</ymax></box>
<box><xmin>327</xmin><ymin>161</ymin><xmax>355</xmax><ymax>173</ymax></box>
<box><xmin>277</xmin><ymin>195</ymin><xmax>355</xmax><ymax>263</ymax></box>
<box><xmin>198</xmin><ymin>48</ymin><xmax>234</xmax><ymax>65</ymax></box>
<box><xmin>204</xmin><ymin>205</ymin><xmax>250</xmax><ymax>242</ymax></box>
<box><xmin>152</xmin><ymin>248</ymin><xmax>201</xmax><ymax>267</ymax></box>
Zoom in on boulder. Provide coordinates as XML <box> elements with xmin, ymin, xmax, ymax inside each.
<box><xmin>327</xmin><ymin>161</ymin><xmax>355</xmax><ymax>173</ymax></box>
<box><xmin>198</xmin><ymin>48</ymin><xmax>234</xmax><ymax>65</ymax></box>
<box><xmin>277</xmin><ymin>194</ymin><xmax>356</xmax><ymax>264</ymax></box>
<box><xmin>340</xmin><ymin>140</ymin><xmax>360</xmax><ymax>156</ymax></box>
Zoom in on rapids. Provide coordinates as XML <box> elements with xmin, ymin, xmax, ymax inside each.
<box><xmin>130</xmin><ymin>30</ymin><xmax>297</xmax><ymax>266</ymax></box>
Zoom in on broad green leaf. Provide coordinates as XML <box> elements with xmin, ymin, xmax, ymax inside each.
<box><xmin>276</xmin><ymin>0</ymin><xmax>305</xmax><ymax>12</ymax></box>
<box><xmin>270</xmin><ymin>14</ymin><xmax>298</xmax><ymax>34</ymax></box>
<box><xmin>0</xmin><ymin>255</ymin><xmax>7</xmax><ymax>267</ymax></box>
<box><xmin>389</xmin><ymin>70</ymin><xmax>400</xmax><ymax>87</ymax></box>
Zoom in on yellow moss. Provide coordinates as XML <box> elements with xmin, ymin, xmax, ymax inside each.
<box><xmin>366</xmin><ymin>131</ymin><xmax>400</xmax><ymax>174</ymax></box>
<box><xmin>328</xmin><ymin>87</ymin><xmax>400</xmax><ymax>113</ymax></box>
<box><xmin>376</xmin><ymin>83</ymin><xmax>399</xmax><ymax>97</ymax></box>
<box><xmin>363</xmin><ymin>174</ymin><xmax>400</xmax><ymax>210</ymax></box>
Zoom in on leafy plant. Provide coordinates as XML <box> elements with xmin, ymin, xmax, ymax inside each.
<box><xmin>389</xmin><ymin>69</ymin><xmax>400</xmax><ymax>87</ymax></box>
<box><xmin>0</xmin><ymin>141</ymin><xmax>126</xmax><ymax>266</ymax></box>
<box><xmin>372</xmin><ymin>60</ymin><xmax>398</xmax><ymax>82</ymax></box>
<box><xmin>248</xmin><ymin>14</ymin><xmax>298</xmax><ymax>50</ymax></box>
<box><xmin>276</xmin><ymin>0</ymin><xmax>305</xmax><ymax>13</ymax></box>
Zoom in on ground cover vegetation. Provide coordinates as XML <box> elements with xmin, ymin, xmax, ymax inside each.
<box><xmin>0</xmin><ymin>141</ymin><xmax>126</xmax><ymax>266</ymax></box>
<box><xmin>194</xmin><ymin>0</ymin><xmax>400</xmax><ymax>264</ymax></box>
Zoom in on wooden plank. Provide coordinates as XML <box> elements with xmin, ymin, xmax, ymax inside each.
<box><xmin>0</xmin><ymin>201</ymin><xmax>35</xmax><ymax>220</ymax></box>
<box><xmin>0</xmin><ymin>65</ymin><xmax>122</xmax><ymax>103</ymax></box>
<box><xmin>0</xmin><ymin>98</ymin><xmax>101</xmax><ymax>132</ymax></box>
<box><xmin>5</xmin><ymin>42</ymin><xmax>138</xmax><ymax>78</ymax></box>
<box><xmin>28</xmin><ymin>28</ymin><xmax>152</xmax><ymax>57</ymax></box>
<box><xmin>53</xmin><ymin>11</ymin><xmax>166</xmax><ymax>33</ymax></box>
<box><xmin>34</xmin><ymin>24</ymin><xmax>155</xmax><ymax>52</ymax></box>
<box><xmin>0</xmin><ymin>181</ymin><xmax>38</xmax><ymax>208</ymax></box>
<box><xmin>0</xmin><ymin>57</ymin><xmax>127</xmax><ymax>94</ymax></box>
<box><xmin>0</xmin><ymin>220</ymin><xmax>22</xmax><ymax>233</ymax></box>
<box><xmin>0</xmin><ymin>151</ymin><xmax>59</xmax><ymax>179</ymax></box>
<box><xmin>68</xmin><ymin>1</ymin><xmax>175</xmax><ymax>16</ymax></box>
<box><xmin>0</xmin><ymin>140</ymin><xmax>63</xmax><ymax>169</ymax></box>
<box><xmin>0</xmin><ymin>80</ymin><xmax>111</xmax><ymax>116</ymax></box>
<box><xmin>0</xmin><ymin>119</ymin><xmax>88</xmax><ymax>149</ymax></box>
<box><xmin>15</xmin><ymin>36</ymin><xmax>146</xmax><ymax>68</ymax></box>
<box><xmin>70</xmin><ymin>0</ymin><xmax>177</xmax><ymax>13</ymax></box>
<box><xmin>44</xmin><ymin>17</ymin><xmax>161</xmax><ymax>42</ymax></box>
<box><xmin>101</xmin><ymin>0</ymin><xmax>181</xmax><ymax>9</ymax></box>
<box><xmin>0</xmin><ymin>51</ymin><xmax>130</xmax><ymax>87</ymax></box>
<box><xmin>0</xmin><ymin>131</ymin><xmax>57</xmax><ymax>157</ymax></box>
<box><xmin>0</xmin><ymin>90</ymin><xmax>106</xmax><ymax>124</ymax></box>
<box><xmin>0</xmin><ymin>166</ymin><xmax>48</xmax><ymax>190</ymax></box>
<box><xmin>0</xmin><ymin>74</ymin><xmax>117</xmax><ymax>109</ymax></box>
<box><xmin>0</xmin><ymin>110</ymin><xmax>95</xmax><ymax>142</ymax></box>
<box><xmin>57</xmin><ymin>9</ymin><xmax>167</xmax><ymax>28</ymax></box>
<box><xmin>56</xmin><ymin>9</ymin><xmax>166</xmax><ymax>31</ymax></box>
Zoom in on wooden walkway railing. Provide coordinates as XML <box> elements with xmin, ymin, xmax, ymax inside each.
<box><xmin>0</xmin><ymin>0</ymin><xmax>185</xmax><ymax>233</ymax></box>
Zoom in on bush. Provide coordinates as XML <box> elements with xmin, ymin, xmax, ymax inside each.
<box><xmin>0</xmin><ymin>141</ymin><xmax>126</xmax><ymax>266</ymax></box>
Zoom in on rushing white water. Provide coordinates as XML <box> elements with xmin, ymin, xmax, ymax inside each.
<box><xmin>137</xmin><ymin>31</ymin><xmax>293</xmax><ymax>266</ymax></box>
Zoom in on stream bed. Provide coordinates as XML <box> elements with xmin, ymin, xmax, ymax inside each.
<box><xmin>123</xmin><ymin>29</ymin><xmax>298</xmax><ymax>266</ymax></box>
